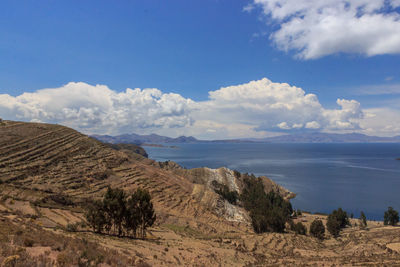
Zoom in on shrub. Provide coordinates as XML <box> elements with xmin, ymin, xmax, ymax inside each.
<box><xmin>233</xmin><ymin>170</ymin><xmax>241</xmax><ymax>178</ymax></box>
<box><xmin>310</xmin><ymin>219</ymin><xmax>325</xmax><ymax>239</ymax></box>
<box><xmin>297</xmin><ymin>209</ymin><xmax>302</xmax><ymax>216</ymax></box>
<box><xmin>212</xmin><ymin>180</ymin><xmax>239</xmax><ymax>205</ymax></box>
<box><xmin>66</xmin><ymin>223</ymin><xmax>78</xmax><ymax>232</ymax></box>
<box><xmin>384</xmin><ymin>207</ymin><xmax>399</xmax><ymax>226</ymax></box>
<box><xmin>23</xmin><ymin>238</ymin><xmax>34</xmax><ymax>247</ymax></box>
<box><xmin>291</xmin><ymin>222</ymin><xmax>307</xmax><ymax>235</ymax></box>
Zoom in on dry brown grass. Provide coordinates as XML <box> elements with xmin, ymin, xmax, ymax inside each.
<box><xmin>1</xmin><ymin>120</ymin><xmax>400</xmax><ymax>266</ymax></box>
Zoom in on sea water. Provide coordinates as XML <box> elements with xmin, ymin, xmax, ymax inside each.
<box><xmin>145</xmin><ymin>143</ymin><xmax>400</xmax><ymax>220</ymax></box>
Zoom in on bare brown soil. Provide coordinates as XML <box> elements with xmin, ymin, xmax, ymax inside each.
<box><xmin>1</xmin><ymin>120</ymin><xmax>400</xmax><ymax>266</ymax></box>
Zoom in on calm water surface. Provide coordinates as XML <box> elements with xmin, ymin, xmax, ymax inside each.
<box><xmin>145</xmin><ymin>143</ymin><xmax>400</xmax><ymax>220</ymax></box>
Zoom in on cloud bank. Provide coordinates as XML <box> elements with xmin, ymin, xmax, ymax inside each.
<box><xmin>0</xmin><ymin>82</ymin><xmax>195</xmax><ymax>134</ymax></box>
<box><xmin>0</xmin><ymin>78</ymin><xmax>378</xmax><ymax>138</ymax></box>
<box><xmin>249</xmin><ymin>0</ymin><xmax>400</xmax><ymax>59</ymax></box>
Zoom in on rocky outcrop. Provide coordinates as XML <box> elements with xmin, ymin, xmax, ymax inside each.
<box><xmin>160</xmin><ymin>162</ymin><xmax>295</xmax><ymax>200</ymax></box>
<box><xmin>159</xmin><ymin>161</ymin><xmax>295</xmax><ymax>224</ymax></box>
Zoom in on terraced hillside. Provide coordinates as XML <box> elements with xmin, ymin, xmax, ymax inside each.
<box><xmin>2</xmin><ymin>120</ymin><xmax>400</xmax><ymax>266</ymax></box>
<box><xmin>0</xmin><ymin>120</ymin><xmax>253</xmax><ymax>233</ymax></box>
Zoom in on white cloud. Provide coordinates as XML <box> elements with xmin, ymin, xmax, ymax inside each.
<box><xmin>359</xmin><ymin>108</ymin><xmax>400</xmax><ymax>136</ymax></box>
<box><xmin>0</xmin><ymin>82</ymin><xmax>195</xmax><ymax>135</ymax></box>
<box><xmin>305</xmin><ymin>121</ymin><xmax>321</xmax><ymax>129</ymax></box>
<box><xmin>197</xmin><ymin>78</ymin><xmax>363</xmax><ymax>132</ymax></box>
<box><xmin>251</xmin><ymin>0</ymin><xmax>400</xmax><ymax>59</ymax></box>
<box><xmin>277</xmin><ymin>122</ymin><xmax>291</xmax><ymax>130</ymax></box>
<box><xmin>2</xmin><ymin>78</ymin><xmax>398</xmax><ymax>138</ymax></box>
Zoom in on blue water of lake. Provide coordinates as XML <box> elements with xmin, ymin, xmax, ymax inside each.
<box><xmin>145</xmin><ymin>143</ymin><xmax>400</xmax><ymax>220</ymax></box>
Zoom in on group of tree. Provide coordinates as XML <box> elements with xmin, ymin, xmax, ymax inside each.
<box><xmin>326</xmin><ymin>208</ymin><xmax>350</xmax><ymax>237</ymax></box>
<box><xmin>384</xmin><ymin>207</ymin><xmax>399</xmax><ymax>226</ymax></box>
<box><xmin>240</xmin><ymin>174</ymin><xmax>293</xmax><ymax>233</ymax></box>
<box><xmin>85</xmin><ymin>187</ymin><xmax>156</xmax><ymax>239</ymax></box>
<box><xmin>212</xmin><ymin>171</ymin><xmax>400</xmax><ymax>236</ymax></box>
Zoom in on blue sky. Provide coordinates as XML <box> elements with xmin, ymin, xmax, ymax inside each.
<box><xmin>1</xmin><ymin>0</ymin><xmax>400</xmax><ymax>138</ymax></box>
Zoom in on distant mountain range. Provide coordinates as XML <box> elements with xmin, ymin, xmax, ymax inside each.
<box><xmin>92</xmin><ymin>132</ymin><xmax>400</xmax><ymax>144</ymax></box>
<box><xmin>91</xmin><ymin>133</ymin><xmax>199</xmax><ymax>144</ymax></box>
<box><xmin>246</xmin><ymin>132</ymin><xmax>400</xmax><ymax>143</ymax></box>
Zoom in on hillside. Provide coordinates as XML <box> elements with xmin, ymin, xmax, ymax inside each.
<box><xmin>1</xmin><ymin>120</ymin><xmax>400</xmax><ymax>266</ymax></box>
<box><xmin>92</xmin><ymin>133</ymin><xmax>199</xmax><ymax>145</ymax></box>
<box><xmin>0</xmin><ymin>120</ymin><xmax>256</xmax><ymax>233</ymax></box>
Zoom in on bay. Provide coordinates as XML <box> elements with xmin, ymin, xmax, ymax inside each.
<box><xmin>145</xmin><ymin>143</ymin><xmax>400</xmax><ymax>220</ymax></box>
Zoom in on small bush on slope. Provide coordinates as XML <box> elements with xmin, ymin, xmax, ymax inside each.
<box><xmin>310</xmin><ymin>219</ymin><xmax>325</xmax><ymax>239</ymax></box>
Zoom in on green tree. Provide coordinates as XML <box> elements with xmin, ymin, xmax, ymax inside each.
<box><xmin>85</xmin><ymin>187</ymin><xmax>156</xmax><ymax>239</ymax></box>
<box><xmin>331</xmin><ymin>208</ymin><xmax>350</xmax><ymax>228</ymax></box>
<box><xmin>326</xmin><ymin>215</ymin><xmax>341</xmax><ymax>237</ymax></box>
<box><xmin>103</xmin><ymin>187</ymin><xmax>127</xmax><ymax>236</ymax></box>
<box><xmin>240</xmin><ymin>175</ymin><xmax>292</xmax><ymax>233</ymax></box>
<box><xmin>85</xmin><ymin>200</ymin><xmax>106</xmax><ymax>233</ymax></box>
<box><xmin>124</xmin><ymin>193</ymin><xmax>140</xmax><ymax>238</ymax></box>
<box><xmin>133</xmin><ymin>188</ymin><xmax>156</xmax><ymax>239</ymax></box>
<box><xmin>360</xmin><ymin>211</ymin><xmax>367</xmax><ymax>228</ymax></box>
<box><xmin>310</xmin><ymin>219</ymin><xmax>325</xmax><ymax>239</ymax></box>
<box><xmin>384</xmin><ymin>207</ymin><xmax>399</xmax><ymax>226</ymax></box>
<box><xmin>326</xmin><ymin>208</ymin><xmax>350</xmax><ymax>238</ymax></box>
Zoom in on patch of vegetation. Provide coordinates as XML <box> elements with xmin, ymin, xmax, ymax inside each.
<box><xmin>35</xmin><ymin>193</ymin><xmax>74</xmax><ymax>208</ymax></box>
<box><xmin>240</xmin><ymin>174</ymin><xmax>292</xmax><ymax>233</ymax></box>
<box><xmin>360</xmin><ymin>211</ymin><xmax>367</xmax><ymax>228</ymax></box>
<box><xmin>327</xmin><ymin>208</ymin><xmax>350</xmax><ymax>238</ymax></box>
<box><xmin>211</xmin><ymin>180</ymin><xmax>239</xmax><ymax>205</ymax></box>
<box><xmin>85</xmin><ymin>187</ymin><xmax>156</xmax><ymax>238</ymax></box>
<box><xmin>66</xmin><ymin>223</ymin><xmax>78</xmax><ymax>232</ymax></box>
<box><xmin>23</xmin><ymin>238</ymin><xmax>34</xmax><ymax>247</ymax></box>
<box><xmin>290</xmin><ymin>221</ymin><xmax>307</xmax><ymax>235</ymax></box>
<box><xmin>310</xmin><ymin>219</ymin><xmax>325</xmax><ymax>239</ymax></box>
<box><xmin>384</xmin><ymin>207</ymin><xmax>399</xmax><ymax>226</ymax></box>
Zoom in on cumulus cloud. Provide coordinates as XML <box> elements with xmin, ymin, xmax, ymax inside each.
<box><xmin>196</xmin><ymin>78</ymin><xmax>362</xmax><ymax>132</ymax></box>
<box><xmin>250</xmin><ymin>0</ymin><xmax>400</xmax><ymax>59</ymax></box>
<box><xmin>0</xmin><ymin>82</ymin><xmax>195</xmax><ymax>135</ymax></box>
<box><xmin>359</xmin><ymin>108</ymin><xmax>400</xmax><ymax>136</ymax></box>
<box><xmin>0</xmin><ymin>78</ymin><xmax>375</xmax><ymax>138</ymax></box>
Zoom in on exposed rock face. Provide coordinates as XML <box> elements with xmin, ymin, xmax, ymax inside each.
<box><xmin>160</xmin><ymin>163</ymin><xmax>295</xmax><ymax>200</ymax></box>
<box><xmin>159</xmin><ymin>162</ymin><xmax>295</xmax><ymax>224</ymax></box>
